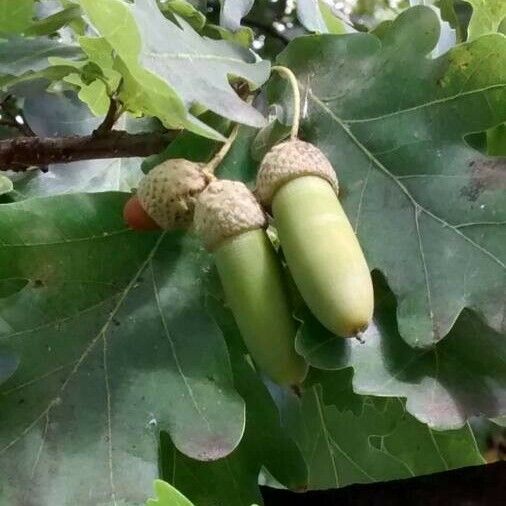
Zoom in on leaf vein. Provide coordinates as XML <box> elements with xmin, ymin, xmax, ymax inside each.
<box><xmin>340</xmin><ymin>83</ymin><xmax>506</xmax><ymax>124</ymax></box>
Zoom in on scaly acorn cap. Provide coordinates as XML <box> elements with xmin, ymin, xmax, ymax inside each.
<box><xmin>256</xmin><ymin>139</ymin><xmax>339</xmax><ymax>207</ymax></box>
<box><xmin>136</xmin><ymin>159</ymin><xmax>207</xmax><ymax>230</ymax></box>
<box><xmin>194</xmin><ymin>180</ymin><xmax>266</xmax><ymax>251</ymax></box>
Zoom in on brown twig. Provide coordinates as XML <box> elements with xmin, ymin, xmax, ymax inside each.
<box><xmin>93</xmin><ymin>99</ymin><xmax>121</xmax><ymax>136</ymax></box>
<box><xmin>0</xmin><ymin>131</ymin><xmax>177</xmax><ymax>172</ymax></box>
<box><xmin>0</xmin><ymin>96</ymin><xmax>36</xmax><ymax>137</ymax></box>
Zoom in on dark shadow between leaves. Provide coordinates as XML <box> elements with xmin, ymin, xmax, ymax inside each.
<box><xmin>434</xmin><ymin>310</ymin><xmax>505</xmax><ymax>424</ymax></box>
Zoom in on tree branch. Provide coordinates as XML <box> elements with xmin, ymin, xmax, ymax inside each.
<box><xmin>0</xmin><ymin>131</ymin><xmax>177</xmax><ymax>172</ymax></box>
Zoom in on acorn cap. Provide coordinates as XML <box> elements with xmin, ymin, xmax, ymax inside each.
<box><xmin>194</xmin><ymin>180</ymin><xmax>266</xmax><ymax>251</ymax></box>
<box><xmin>137</xmin><ymin>159</ymin><xmax>207</xmax><ymax>230</ymax></box>
<box><xmin>256</xmin><ymin>140</ymin><xmax>339</xmax><ymax>206</ymax></box>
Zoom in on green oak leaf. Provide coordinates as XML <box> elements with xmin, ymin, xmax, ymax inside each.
<box><xmin>79</xmin><ymin>0</ymin><xmax>199</xmax><ymax>136</ymax></box>
<box><xmin>130</xmin><ymin>0</ymin><xmax>267</xmax><ymax>125</ymax></box>
<box><xmin>204</xmin><ymin>23</ymin><xmax>254</xmax><ymax>48</ymax></box>
<box><xmin>160</xmin><ymin>0</ymin><xmax>206</xmax><ymax>32</ymax></box>
<box><xmin>159</xmin><ymin>298</ymin><xmax>308</xmax><ymax>505</ymax></box>
<box><xmin>296</xmin><ymin>274</ymin><xmax>506</xmax><ymax>429</ymax></box>
<box><xmin>487</xmin><ymin>123</ymin><xmax>506</xmax><ymax>155</ymax></box>
<box><xmin>297</xmin><ymin>0</ymin><xmax>349</xmax><ymax>34</ymax></box>
<box><xmin>273</xmin><ymin>369</ymin><xmax>483</xmax><ymax>490</ymax></box>
<box><xmin>146</xmin><ymin>480</ymin><xmax>194</xmax><ymax>506</ymax></box>
<box><xmin>219</xmin><ymin>0</ymin><xmax>254</xmax><ymax>31</ymax></box>
<box><xmin>465</xmin><ymin>0</ymin><xmax>506</xmax><ymax>39</ymax></box>
<box><xmin>25</xmin><ymin>3</ymin><xmax>82</xmax><ymax>36</ymax></box>
<box><xmin>438</xmin><ymin>0</ymin><xmax>469</xmax><ymax>42</ymax></box>
<box><xmin>272</xmin><ymin>6</ymin><xmax>506</xmax><ymax>347</ymax></box>
<box><xmin>0</xmin><ymin>37</ymin><xmax>81</xmax><ymax>78</ymax></box>
<box><xmin>78</xmin><ymin>36</ymin><xmax>116</xmax><ymax>70</ymax></box>
<box><xmin>63</xmin><ymin>73</ymin><xmax>111</xmax><ymax>116</ymax></box>
<box><xmin>47</xmin><ymin>36</ymin><xmax>124</xmax><ymax>118</ymax></box>
<box><xmin>80</xmin><ymin>0</ymin><xmax>269</xmax><ymax>140</ymax></box>
<box><xmin>0</xmin><ymin>194</ymin><xmax>245</xmax><ymax>506</ymax></box>
<box><xmin>296</xmin><ymin>0</ymin><xmax>327</xmax><ymax>33</ymax></box>
<box><xmin>318</xmin><ymin>1</ymin><xmax>349</xmax><ymax>34</ymax></box>
<box><xmin>0</xmin><ymin>0</ymin><xmax>34</xmax><ymax>34</ymax></box>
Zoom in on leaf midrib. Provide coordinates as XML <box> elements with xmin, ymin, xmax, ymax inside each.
<box><xmin>146</xmin><ymin>51</ymin><xmax>248</xmax><ymax>66</ymax></box>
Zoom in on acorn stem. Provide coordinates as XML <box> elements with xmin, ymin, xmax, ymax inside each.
<box><xmin>203</xmin><ymin>121</ymin><xmax>241</xmax><ymax>178</ymax></box>
<box><xmin>204</xmin><ymin>94</ymin><xmax>255</xmax><ymax>178</ymax></box>
<box><xmin>271</xmin><ymin>65</ymin><xmax>301</xmax><ymax>141</ymax></box>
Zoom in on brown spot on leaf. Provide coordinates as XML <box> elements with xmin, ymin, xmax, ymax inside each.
<box><xmin>460</xmin><ymin>158</ymin><xmax>506</xmax><ymax>201</ymax></box>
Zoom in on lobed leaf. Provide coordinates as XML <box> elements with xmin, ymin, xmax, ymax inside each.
<box><xmin>465</xmin><ymin>0</ymin><xmax>506</xmax><ymax>40</ymax></box>
<box><xmin>159</xmin><ymin>299</ymin><xmax>308</xmax><ymax>505</ymax></box>
<box><xmin>297</xmin><ymin>0</ymin><xmax>349</xmax><ymax>34</ymax></box>
<box><xmin>80</xmin><ymin>0</ymin><xmax>269</xmax><ymax>140</ymax></box>
<box><xmin>0</xmin><ymin>194</ymin><xmax>245</xmax><ymax>505</ymax></box>
<box><xmin>272</xmin><ymin>6</ymin><xmax>506</xmax><ymax>348</ymax></box>
<box><xmin>297</xmin><ymin>275</ymin><xmax>506</xmax><ymax>429</ymax></box>
<box><xmin>219</xmin><ymin>0</ymin><xmax>254</xmax><ymax>31</ymax></box>
<box><xmin>160</xmin><ymin>1</ymin><xmax>206</xmax><ymax>32</ymax></box>
<box><xmin>25</xmin><ymin>3</ymin><xmax>83</xmax><ymax>37</ymax></box>
<box><xmin>273</xmin><ymin>369</ymin><xmax>484</xmax><ymax>490</ymax></box>
<box><xmin>146</xmin><ymin>480</ymin><xmax>194</xmax><ymax>506</ymax></box>
<box><xmin>0</xmin><ymin>37</ymin><xmax>81</xmax><ymax>78</ymax></box>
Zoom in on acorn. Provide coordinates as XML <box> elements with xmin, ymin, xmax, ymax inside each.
<box><xmin>194</xmin><ymin>179</ymin><xmax>308</xmax><ymax>386</ymax></box>
<box><xmin>123</xmin><ymin>195</ymin><xmax>161</xmax><ymax>231</ymax></box>
<box><xmin>256</xmin><ymin>139</ymin><xmax>374</xmax><ymax>337</ymax></box>
<box><xmin>125</xmin><ymin>159</ymin><xmax>208</xmax><ymax>230</ymax></box>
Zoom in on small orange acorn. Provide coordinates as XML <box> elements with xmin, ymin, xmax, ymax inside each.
<box><xmin>123</xmin><ymin>196</ymin><xmax>161</xmax><ymax>231</ymax></box>
<box><xmin>124</xmin><ymin>159</ymin><xmax>208</xmax><ymax>231</ymax></box>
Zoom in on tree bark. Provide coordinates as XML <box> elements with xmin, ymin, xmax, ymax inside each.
<box><xmin>0</xmin><ymin>131</ymin><xmax>177</xmax><ymax>171</ymax></box>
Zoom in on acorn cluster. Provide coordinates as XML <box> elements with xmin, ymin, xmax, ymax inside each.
<box><xmin>124</xmin><ymin>139</ymin><xmax>373</xmax><ymax>387</ymax></box>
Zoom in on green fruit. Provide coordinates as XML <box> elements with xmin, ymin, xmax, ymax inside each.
<box><xmin>194</xmin><ymin>180</ymin><xmax>308</xmax><ymax>386</ymax></box>
<box><xmin>257</xmin><ymin>140</ymin><xmax>374</xmax><ymax>337</ymax></box>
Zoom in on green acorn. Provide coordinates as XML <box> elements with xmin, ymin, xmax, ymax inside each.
<box><xmin>256</xmin><ymin>139</ymin><xmax>374</xmax><ymax>337</ymax></box>
<box><xmin>194</xmin><ymin>179</ymin><xmax>308</xmax><ymax>386</ymax></box>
